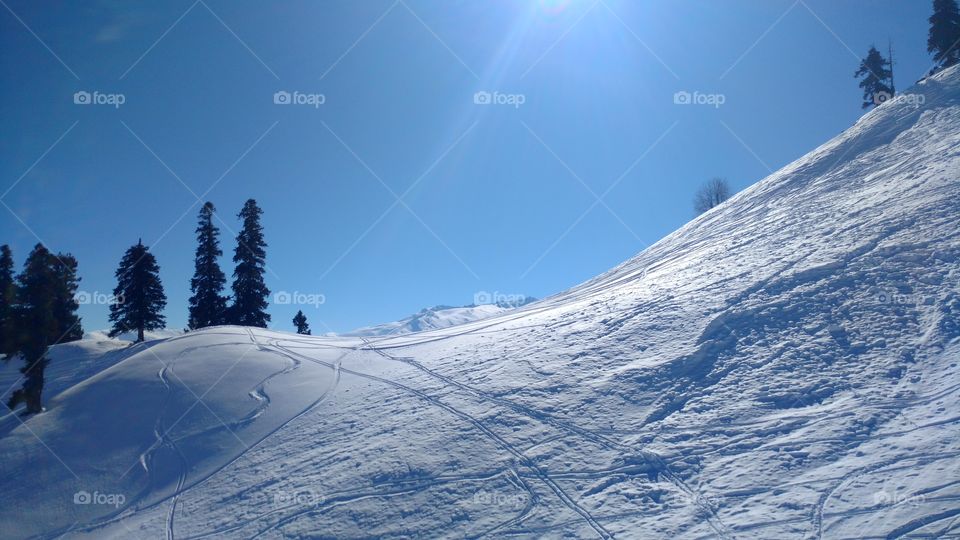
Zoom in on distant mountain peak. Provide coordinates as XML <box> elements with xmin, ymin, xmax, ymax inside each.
<box><xmin>346</xmin><ymin>297</ymin><xmax>537</xmax><ymax>337</ymax></box>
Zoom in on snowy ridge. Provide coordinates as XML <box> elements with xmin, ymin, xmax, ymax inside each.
<box><xmin>344</xmin><ymin>302</ymin><xmax>534</xmax><ymax>337</ymax></box>
<box><xmin>84</xmin><ymin>329</ymin><xmax>185</xmax><ymax>343</ymax></box>
<box><xmin>1</xmin><ymin>67</ymin><xmax>959</xmax><ymax>538</ymax></box>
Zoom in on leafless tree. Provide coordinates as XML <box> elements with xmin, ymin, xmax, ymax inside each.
<box><xmin>694</xmin><ymin>177</ymin><xmax>732</xmax><ymax>215</ymax></box>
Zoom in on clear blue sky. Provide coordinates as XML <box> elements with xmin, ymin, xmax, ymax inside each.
<box><xmin>0</xmin><ymin>0</ymin><xmax>937</xmax><ymax>334</ymax></box>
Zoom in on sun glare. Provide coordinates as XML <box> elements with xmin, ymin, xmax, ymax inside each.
<box><xmin>538</xmin><ymin>0</ymin><xmax>574</xmax><ymax>16</ymax></box>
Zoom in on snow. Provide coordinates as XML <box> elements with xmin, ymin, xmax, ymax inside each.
<box><xmin>1</xmin><ymin>66</ymin><xmax>960</xmax><ymax>538</ymax></box>
<box><xmin>344</xmin><ymin>303</ymin><xmax>527</xmax><ymax>337</ymax></box>
<box><xmin>0</xmin><ymin>338</ymin><xmax>131</xmax><ymax>428</ymax></box>
<box><xmin>84</xmin><ymin>329</ymin><xmax>185</xmax><ymax>343</ymax></box>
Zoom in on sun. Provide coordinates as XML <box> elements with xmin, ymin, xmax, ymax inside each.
<box><xmin>538</xmin><ymin>0</ymin><xmax>575</xmax><ymax>16</ymax></box>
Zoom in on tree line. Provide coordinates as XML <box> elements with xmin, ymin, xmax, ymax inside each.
<box><xmin>855</xmin><ymin>0</ymin><xmax>960</xmax><ymax>109</ymax></box>
<box><xmin>0</xmin><ymin>198</ymin><xmax>312</xmax><ymax>415</ymax></box>
<box><xmin>107</xmin><ymin>198</ymin><xmax>276</xmax><ymax>339</ymax></box>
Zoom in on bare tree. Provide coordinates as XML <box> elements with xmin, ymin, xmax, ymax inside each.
<box><xmin>694</xmin><ymin>177</ymin><xmax>732</xmax><ymax>215</ymax></box>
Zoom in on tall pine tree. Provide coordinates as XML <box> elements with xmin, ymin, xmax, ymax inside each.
<box><xmin>929</xmin><ymin>0</ymin><xmax>960</xmax><ymax>70</ymax></box>
<box><xmin>6</xmin><ymin>244</ymin><xmax>83</xmax><ymax>413</ymax></box>
<box><xmin>855</xmin><ymin>46</ymin><xmax>895</xmax><ymax>109</ymax></box>
<box><xmin>51</xmin><ymin>254</ymin><xmax>83</xmax><ymax>342</ymax></box>
<box><xmin>228</xmin><ymin>199</ymin><xmax>271</xmax><ymax>327</ymax></box>
<box><xmin>293</xmin><ymin>310</ymin><xmax>311</xmax><ymax>335</ymax></box>
<box><xmin>188</xmin><ymin>202</ymin><xmax>228</xmax><ymax>329</ymax></box>
<box><xmin>109</xmin><ymin>240</ymin><xmax>167</xmax><ymax>342</ymax></box>
<box><xmin>0</xmin><ymin>245</ymin><xmax>15</xmax><ymax>357</ymax></box>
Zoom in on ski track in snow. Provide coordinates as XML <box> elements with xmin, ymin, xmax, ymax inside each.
<box><xmin>262</xmin><ymin>340</ymin><xmax>617</xmax><ymax>539</ymax></box>
<box><xmin>357</xmin><ymin>336</ymin><xmax>733</xmax><ymax>539</ymax></box>
<box><xmin>159</xmin><ymin>364</ymin><xmax>188</xmax><ymax>540</ymax></box>
<box><xmin>53</xmin><ymin>330</ymin><xmax>343</xmax><ymax>540</ymax></box>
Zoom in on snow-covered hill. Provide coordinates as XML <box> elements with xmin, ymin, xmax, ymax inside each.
<box><xmin>84</xmin><ymin>329</ymin><xmax>185</xmax><ymax>343</ymax></box>
<box><xmin>345</xmin><ymin>300</ymin><xmax>535</xmax><ymax>337</ymax></box>
<box><xmin>2</xmin><ymin>67</ymin><xmax>959</xmax><ymax>539</ymax></box>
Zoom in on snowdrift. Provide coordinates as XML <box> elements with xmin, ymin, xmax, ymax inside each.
<box><xmin>2</xmin><ymin>67</ymin><xmax>959</xmax><ymax>538</ymax></box>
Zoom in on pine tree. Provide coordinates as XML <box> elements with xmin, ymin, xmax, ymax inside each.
<box><xmin>293</xmin><ymin>310</ymin><xmax>311</xmax><ymax>335</ymax></box>
<box><xmin>888</xmin><ymin>41</ymin><xmax>897</xmax><ymax>96</ymax></box>
<box><xmin>855</xmin><ymin>46</ymin><xmax>895</xmax><ymax>109</ymax></box>
<box><xmin>229</xmin><ymin>199</ymin><xmax>271</xmax><ymax>328</ymax></box>
<box><xmin>109</xmin><ymin>240</ymin><xmax>167</xmax><ymax>342</ymax></box>
<box><xmin>51</xmin><ymin>254</ymin><xmax>83</xmax><ymax>342</ymax></box>
<box><xmin>929</xmin><ymin>0</ymin><xmax>960</xmax><ymax>70</ymax></box>
<box><xmin>188</xmin><ymin>202</ymin><xmax>228</xmax><ymax>329</ymax></box>
<box><xmin>0</xmin><ymin>245</ymin><xmax>15</xmax><ymax>357</ymax></box>
<box><xmin>6</xmin><ymin>244</ymin><xmax>83</xmax><ymax>413</ymax></box>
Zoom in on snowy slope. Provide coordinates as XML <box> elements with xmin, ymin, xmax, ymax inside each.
<box><xmin>1</xmin><ymin>331</ymin><xmax>188</xmax><ymax>433</ymax></box>
<box><xmin>2</xmin><ymin>67</ymin><xmax>960</xmax><ymax>539</ymax></box>
<box><xmin>345</xmin><ymin>302</ymin><xmax>532</xmax><ymax>337</ymax></box>
<box><xmin>0</xmin><ymin>339</ymin><xmax>132</xmax><ymax>430</ymax></box>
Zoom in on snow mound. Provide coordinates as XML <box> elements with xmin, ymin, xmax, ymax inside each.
<box><xmin>2</xmin><ymin>66</ymin><xmax>960</xmax><ymax>538</ymax></box>
<box><xmin>0</xmin><ymin>338</ymin><xmax>132</xmax><ymax>428</ymax></box>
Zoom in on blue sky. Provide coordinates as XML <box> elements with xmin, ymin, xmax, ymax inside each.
<box><xmin>0</xmin><ymin>0</ymin><xmax>937</xmax><ymax>333</ymax></box>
